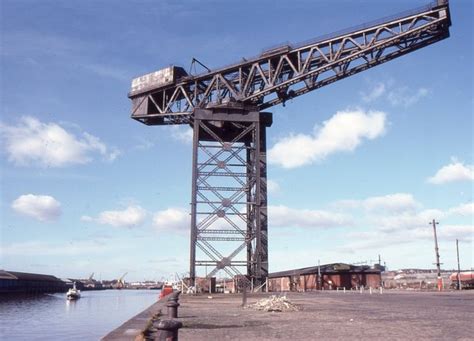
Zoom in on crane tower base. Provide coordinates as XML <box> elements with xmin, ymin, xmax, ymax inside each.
<box><xmin>189</xmin><ymin>105</ymin><xmax>272</xmax><ymax>289</ymax></box>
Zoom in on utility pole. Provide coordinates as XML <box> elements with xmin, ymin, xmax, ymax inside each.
<box><xmin>378</xmin><ymin>254</ymin><xmax>383</xmax><ymax>288</ymax></box>
<box><xmin>430</xmin><ymin>219</ymin><xmax>442</xmax><ymax>291</ymax></box>
<box><xmin>317</xmin><ymin>259</ymin><xmax>322</xmax><ymax>290</ymax></box>
<box><xmin>456</xmin><ymin>239</ymin><xmax>462</xmax><ymax>290</ymax></box>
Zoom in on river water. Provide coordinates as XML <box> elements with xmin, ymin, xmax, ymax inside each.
<box><xmin>0</xmin><ymin>289</ymin><xmax>160</xmax><ymax>340</ymax></box>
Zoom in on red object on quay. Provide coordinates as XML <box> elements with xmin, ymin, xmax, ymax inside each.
<box><xmin>437</xmin><ymin>277</ymin><xmax>443</xmax><ymax>291</ymax></box>
<box><xmin>159</xmin><ymin>285</ymin><xmax>174</xmax><ymax>299</ymax></box>
<box><xmin>449</xmin><ymin>272</ymin><xmax>474</xmax><ymax>282</ymax></box>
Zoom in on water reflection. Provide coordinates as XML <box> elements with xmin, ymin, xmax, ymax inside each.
<box><xmin>0</xmin><ymin>290</ymin><xmax>158</xmax><ymax>340</ymax></box>
<box><xmin>65</xmin><ymin>298</ymin><xmax>77</xmax><ymax>312</ymax></box>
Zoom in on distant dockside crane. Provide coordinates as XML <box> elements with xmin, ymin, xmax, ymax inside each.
<box><xmin>128</xmin><ymin>1</ymin><xmax>451</xmax><ymax>289</ymax></box>
<box><xmin>115</xmin><ymin>272</ymin><xmax>128</xmax><ymax>289</ymax></box>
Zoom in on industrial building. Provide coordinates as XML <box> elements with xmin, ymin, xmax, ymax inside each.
<box><xmin>267</xmin><ymin>263</ymin><xmax>383</xmax><ymax>292</ymax></box>
<box><xmin>189</xmin><ymin>263</ymin><xmax>383</xmax><ymax>293</ymax></box>
<box><xmin>0</xmin><ymin>270</ymin><xmax>68</xmax><ymax>294</ymax></box>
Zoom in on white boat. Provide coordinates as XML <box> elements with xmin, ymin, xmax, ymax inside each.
<box><xmin>66</xmin><ymin>282</ymin><xmax>81</xmax><ymax>300</ymax></box>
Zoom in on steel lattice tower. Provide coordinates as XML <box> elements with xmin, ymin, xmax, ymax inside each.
<box><xmin>189</xmin><ymin>106</ymin><xmax>271</xmax><ymax>286</ymax></box>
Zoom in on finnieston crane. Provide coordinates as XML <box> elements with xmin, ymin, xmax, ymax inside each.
<box><xmin>128</xmin><ymin>1</ymin><xmax>451</xmax><ymax>289</ymax></box>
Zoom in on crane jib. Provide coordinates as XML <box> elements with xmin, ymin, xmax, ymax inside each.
<box><xmin>129</xmin><ymin>0</ymin><xmax>450</xmax><ymax>126</ymax></box>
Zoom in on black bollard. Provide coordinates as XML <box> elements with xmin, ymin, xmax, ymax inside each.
<box><xmin>167</xmin><ymin>290</ymin><xmax>181</xmax><ymax>303</ymax></box>
<box><xmin>241</xmin><ymin>287</ymin><xmax>247</xmax><ymax>307</ymax></box>
<box><xmin>157</xmin><ymin>319</ymin><xmax>183</xmax><ymax>341</ymax></box>
<box><xmin>166</xmin><ymin>300</ymin><xmax>180</xmax><ymax>318</ymax></box>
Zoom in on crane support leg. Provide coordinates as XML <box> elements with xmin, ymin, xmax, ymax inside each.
<box><xmin>189</xmin><ymin>106</ymin><xmax>271</xmax><ymax>289</ymax></box>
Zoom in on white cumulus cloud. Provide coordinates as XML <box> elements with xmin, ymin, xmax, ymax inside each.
<box><xmin>269</xmin><ymin>205</ymin><xmax>351</xmax><ymax>228</ymax></box>
<box><xmin>268</xmin><ymin>109</ymin><xmax>386</xmax><ymax>168</ymax></box>
<box><xmin>427</xmin><ymin>161</ymin><xmax>474</xmax><ymax>184</ymax></box>
<box><xmin>447</xmin><ymin>202</ymin><xmax>474</xmax><ymax>216</ymax></box>
<box><xmin>11</xmin><ymin>194</ymin><xmax>62</xmax><ymax>222</ymax></box>
<box><xmin>341</xmin><ymin>222</ymin><xmax>473</xmax><ymax>253</ymax></box>
<box><xmin>412</xmin><ymin>224</ymin><xmax>473</xmax><ymax>242</ymax></box>
<box><xmin>83</xmin><ymin>205</ymin><xmax>147</xmax><ymax>228</ymax></box>
<box><xmin>375</xmin><ymin>208</ymin><xmax>445</xmax><ymax>232</ymax></box>
<box><xmin>153</xmin><ymin>208</ymin><xmax>190</xmax><ymax>232</ymax></box>
<box><xmin>337</xmin><ymin>193</ymin><xmax>419</xmax><ymax>213</ymax></box>
<box><xmin>0</xmin><ymin>116</ymin><xmax>120</xmax><ymax>167</ymax></box>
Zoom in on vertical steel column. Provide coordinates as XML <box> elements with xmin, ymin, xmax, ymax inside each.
<box><xmin>258</xmin><ymin>123</ymin><xmax>268</xmax><ymax>285</ymax></box>
<box><xmin>245</xmin><ymin>114</ymin><xmax>270</xmax><ymax>287</ymax></box>
<box><xmin>189</xmin><ymin>118</ymin><xmax>200</xmax><ymax>286</ymax></box>
<box><xmin>246</xmin><ymin>141</ymin><xmax>254</xmax><ymax>279</ymax></box>
<box><xmin>254</xmin><ymin>119</ymin><xmax>262</xmax><ymax>286</ymax></box>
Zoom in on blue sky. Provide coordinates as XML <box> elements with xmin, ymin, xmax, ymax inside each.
<box><xmin>1</xmin><ymin>0</ymin><xmax>472</xmax><ymax>282</ymax></box>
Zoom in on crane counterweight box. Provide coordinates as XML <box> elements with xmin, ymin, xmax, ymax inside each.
<box><xmin>130</xmin><ymin>66</ymin><xmax>188</xmax><ymax>97</ymax></box>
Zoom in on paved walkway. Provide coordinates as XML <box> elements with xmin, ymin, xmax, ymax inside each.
<box><xmin>177</xmin><ymin>291</ymin><xmax>473</xmax><ymax>340</ymax></box>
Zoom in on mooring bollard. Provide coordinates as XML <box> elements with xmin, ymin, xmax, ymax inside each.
<box><xmin>168</xmin><ymin>290</ymin><xmax>182</xmax><ymax>302</ymax></box>
<box><xmin>241</xmin><ymin>287</ymin><xmax>247</xmax><ymax>307</ymax></box>
<box><xmin>157</xmin><ymin>319</ymin><xmax>183</xmax><ymax>341</ymax></box>
<box><xmin>167</xmin><ymin>300</ymin><xmax>180</xmax><ymax>318</ymax></box>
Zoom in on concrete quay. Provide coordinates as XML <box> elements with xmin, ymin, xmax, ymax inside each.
<box><xmin>178</xmin><ymin>291</ymin><xmax>473</xmax><ymax>340</ymax></box>
<box><xmin>104</xmin><ymin>290</ymin><xmax>473</xmax><ymax>340</ymax></box>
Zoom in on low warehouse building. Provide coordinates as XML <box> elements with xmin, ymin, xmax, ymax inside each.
<box><xmin>268</xmin><ymin>263</ymin><xmax>382</xmax><ymax>292</ymax></box>
<box><xmin>0</xmin><ymin>270</ymin><xmax>68</xmax><ymax>294</ymax></box>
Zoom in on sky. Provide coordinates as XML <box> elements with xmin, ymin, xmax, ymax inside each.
<box><xmin>1</xmin><ymin>0</ymin><xmax>472</xmax><ymax>282</ymax></box>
